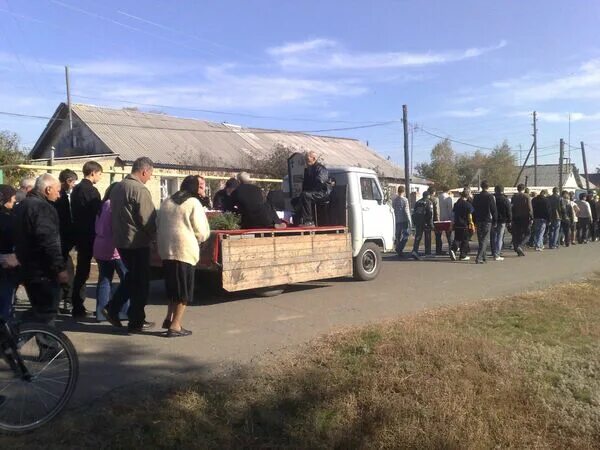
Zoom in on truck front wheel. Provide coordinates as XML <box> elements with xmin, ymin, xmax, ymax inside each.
<box><xmin>353</xmin><ymin>242</ymin><xmax>381</xmax><ymax>281</ymax></box>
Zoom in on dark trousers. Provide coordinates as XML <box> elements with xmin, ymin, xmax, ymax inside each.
<box><xmin>434</xmin><ymin>230</ymin><xmax>452</xmax><ymax>254</ymax></box>
<box><xmin>561</xmin><ymin>221</ymin><xmax>571</xmax><ymax>247</ymax></box>
<box><xmin>424</xmin><ymin>229</ymin><xmax>432</xmax><ymax>255</ymax></box>
<box><xmin>577</xmin><ymin>218</ymin><xmax>590</xmax><ymax>243</ymax></box>
<box><xmin>108</xmin><ymin>247</ymin><xmax>150</xmax><ymax>327</ymax></box>
<box><xmin>451</xmin><ymin>228</ymin><xmax>470</xmax><ymax>258</ymax></box>
<box><xmin>60</xmin><ymin>254</ymin><xmax>74</xmax><ymax>309</ymax></box>
<box><xmin>412</xmin><ymin>224</ymin><xmax>431</xmax><ymax>254</ymax></box>
<box><xmin>512</xmin><ymin>218</ymin><xmax>530</xmax><ymax>252</ymax></box>
<box><xmin>72</xmin><ymin>238</ymin><xmax>94</xmax><ymax>312</ymax></box>
<box><xmin>23</xmin><ymin>278</ymin><xmax>60</xmax><ymax>325</ymax></box>
<box><xmin>476</xmin><ymin>222</ymin><xmax>491</xmax><ymax>262</ymax></box>
<box><xmin>296</xmin><ymin>191</ymin><xmax>329</xmax><ymax>224</ymax></box>
<box><xmin>570</xmin><ymin>222</ymin><xmax>577</xmax><ymax>244</ymax></box>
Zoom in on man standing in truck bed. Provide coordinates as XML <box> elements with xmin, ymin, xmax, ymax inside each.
<box><xmin>295</xmin><ymin>151</ymin><xmax>331</xmax><ymax>226</ymax></box>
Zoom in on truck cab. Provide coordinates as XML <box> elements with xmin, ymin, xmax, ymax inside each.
<box><xmin>328</xmin><ymin>166</ymin><xmax>396</xmax><ymax>280</ymax></box>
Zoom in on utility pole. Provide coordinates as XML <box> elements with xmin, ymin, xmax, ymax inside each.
<box><xmin>533</xmin><ymin>111</ymin><xmax>538</xmax><ymax>186</ymax></box>
<box><xmin>402</xmin><ymin>105</ymin><xmax>410</xmax><ymax>199</ymax></box>
<box><xmin>519</xmin><ymin>144</ymin><xmax>523</xmax><ymax>166</ymax></box>
<box><xmin>559</xmin><ymin>138</ymin><xmax>564</xmax><ymax>191</ymax></box>
<box><xmin>581</xmin><ymin>141</ymin><xmax>590</xmax><ymax>191</ymax></box>
<box><xmin>65</xmin><ymin>65</ymin><xmax>75</xmax><ymax>148</ymax></box>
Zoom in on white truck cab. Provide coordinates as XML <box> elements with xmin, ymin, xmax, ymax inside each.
<box><xmin>328</xmin><ymin>166</ymin><xmax>396</xmax><ymax>280</ymax></box>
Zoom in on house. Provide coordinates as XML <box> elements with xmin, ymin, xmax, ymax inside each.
<box><xmin>28</xmin><ymin>103</ymin><xmax>429</xmax><ymax>205</ymax></box>
<box><xmin>514</xmin><ymin>163</ymin><xmax>586</xmax><ymax>191</ymax></box>
<box><xmin>580</xmin><ymin>173</ymin><xmax>599</xmax><ymax>190</ymax></box>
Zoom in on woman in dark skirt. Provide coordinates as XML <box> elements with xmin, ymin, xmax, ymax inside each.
<box><xmin>157</xmin><ymin>175</ymin><xmax>210</xmax><ymax>337</ymax></box>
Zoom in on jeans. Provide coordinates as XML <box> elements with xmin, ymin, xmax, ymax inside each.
<box><xmin>0</xmin><ymin>275</ymin><xmax>16</xmax><ymax>320</ymax></box>
<box><xmin>549</xmin><ymin>219</ymin><xmax>561</xmax><ymax>248</ymax></box>
<box><xmin>23</xmin><ymin>278</ymin><xmax>60</xmax><ymax>325</ymax></box>
<box><xmin>533</xmin><ymin>219</ymin><xmax>547</xmax><ymax>249</ymax></box>
<box><xmin>491</xmin><ymin>223</ymin><xmax>506</xmax><ymax>257</ymax></box>
<box><xmin>108</xmin><ymin>247</ymin><xmax>150</xmax><ymax>328</ymax></box>
<box><xmin>476</xmin><ymin>222</ymin><xmax>492</xmax><ymax>262</ymax></box>
<box><xmin>395</xmin><ymin>222</ymin><xmax>411</xmax><ymax>255</ymax></box>
<box><xmin>72</xmin><ymin>237</ymin><xmax>94</xmax><ymax>312</ymax></box>
<box><xmin>96</xmin><ymin>259</ymin><xmax>130</xmax><ymax>321</ymax></box>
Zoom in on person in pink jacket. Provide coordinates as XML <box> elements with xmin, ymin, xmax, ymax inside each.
<box><xmin>93</xmin><ymin>184</ymin><xmax>129</xmax><ymax>322</ymax></box>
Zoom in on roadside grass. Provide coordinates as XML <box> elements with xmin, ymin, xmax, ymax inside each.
<box><xmin>4</xmin><ymin>276</ymin><xmax>600</xmax><ymax>449</ymax></box>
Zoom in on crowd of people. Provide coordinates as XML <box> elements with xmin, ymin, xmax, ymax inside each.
<box><xmin>394</xmin><ymin>181</ymin><xmax>600</xmax><ymax>264</ymax></box>
<box><xmin>0</xmin><ymin>151</ymin><xmax>333</xmax><ymax>337</ymax></box>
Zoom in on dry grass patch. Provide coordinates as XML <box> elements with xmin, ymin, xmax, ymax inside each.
<box><xmin>3</xmin><ymin>276</ymin><xmax>600</xmax><ymax>449</ymax></box>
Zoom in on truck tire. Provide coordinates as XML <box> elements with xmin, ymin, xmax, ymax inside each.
<box><xmin>353</xmin><ymin>242</ymin><xmax>381</xmax><ymax>281</ymax></box>
<box><xmin>254</xmin><ymin>286</ymin><xmax>287</xmax><ymax>297</ymax></box>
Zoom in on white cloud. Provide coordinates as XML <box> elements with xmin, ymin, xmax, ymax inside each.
<box><xmin>267</xmin><ymin>38</ymin><xmax>337</xmax><ymax>56</ymax></box>
<box><xmin>492</xmin><ymin>59</ymin><xmax>600</xmax><ymax>103</ymax></box>
<box><xmin>272</xmin><ymin>39</ymin><xmax>507</xmax><ymax>71</ymax></box>
<box><xmin>442</xmin><ymin>107</ymin><xmax>490</xmax><ymax>118</ymax></box>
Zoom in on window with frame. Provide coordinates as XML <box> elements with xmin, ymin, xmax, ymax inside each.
<box><xmin>360</xmin><ymin>177</ymin><xmax>382</xmax><ymax>202</ymax></box>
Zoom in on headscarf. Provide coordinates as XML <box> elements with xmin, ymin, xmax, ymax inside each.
<box><xmin>0</xmin><ymin>184</ymin><xmax>17</xmax><ymax>208</ymax></box>
<box><xmin>171</xmin><ymin>175</ymin><xmax>201</xmax><ymax>205</ymax></box>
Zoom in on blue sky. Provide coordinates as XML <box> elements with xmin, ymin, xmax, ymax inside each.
<box><xmin>1</xmin><ymin>0</ymin><xmax>600</xmax><ymax>171</ymax></box>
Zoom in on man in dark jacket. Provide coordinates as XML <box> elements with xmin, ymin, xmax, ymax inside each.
<box><xmin>472</xmin><ymin>180</ymin><xmax>497</xmax><ymax>264</ymax></box>
<box><xmin>0</xmin><ymin>185</ymin><xmax>18</xmax><ymax>320</ymax></box>
<box><xmin>547</xmin><ymin>187</ymin><xmax>565</xmax><ymax>249</ymax></box>
<box><xmin>449</xmin><ymin>190</ymin><xmax>474</xmax><ymax>261</ymax></box>
<box><xmin>54</xmin><ymin>169</ymin><xmax>78</xmax><ymax>313</ymax></box>
<box><xmin>70</xmin><ymin>161</ymin><xmax>102</xmax><ymax>319</ymax></box>
<box><xmin>560</xmin><ymin>190</ymin><xmax>574</xmax><ymax>247</ymax></box>
<box><xmin>511</xmin><ymin>183</ymin><xmax>533</xmax><ymax>256</ymax></box>
<box><xmin>231</xmin><ymin>172</ymin><xmax>283</xmax><ymax>229</ymax></box>
<box><xmin>212</xmin><ymin>177</ymin><xmax>238</xmax><ymax>212</ymax></box>
<box><xmin>14</xmin><ymin>174</ymin><xmax>68</xmax><ymax>324</ymax></box>
<box><xmin>491</xmin><ymin>185</ymin><xmax>512</xmax><ymax>260</ymax></box>
<box><xmin>531</xmin><ymin>190</ymin><xmax>551</xmax><ymax>251</ymax></box>
<box><xmin>410</xmin><ymin>191</ymin><xmax>434</xmax><ymax>261</ymax></box>
<box><xmin>295</xmin><ymin>151</ymin><xmax>330</xmax><ymax>226</ymax></box>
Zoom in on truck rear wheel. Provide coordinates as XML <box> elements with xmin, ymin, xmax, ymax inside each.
<box><xmin>353</xmin><ymin>242</ymin><xmax>381</xmax><ymax>281</ymax></box>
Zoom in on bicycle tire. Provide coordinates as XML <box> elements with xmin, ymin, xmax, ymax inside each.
<box><xmin>0</xmin><ymin>323</ymin><xmax>79</xmax><ymax>434</ymax></box>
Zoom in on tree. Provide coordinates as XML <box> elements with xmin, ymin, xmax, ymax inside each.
<box><xmin>456</xmin><ymin>150</ymin><xmax>487</xmax><ymax>188</ymax></box>
<box><xmin>415</xmin><ymin>139</ymin><xmax>458</xmax><ymax>188</ymax></box>
<box><xmin>483</xmin><ymin>141</ymin><xmax>518</xmax><ymax>187</ymax></box>
<box><xmin>249</xmin><ymin>143</ymin><xmax>295</xmax><ymax>179</ymax></box>
<box><xmin>0</xmin><ymin>130</ymin><xmax>31</xmax><ymax>186</ymax></box>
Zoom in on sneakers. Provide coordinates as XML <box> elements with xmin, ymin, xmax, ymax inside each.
<box><xmin>460</xmin><ymin>256</ymin><xmax>471</xmax><ymax>261</ymax></box>
<box><xmin>449</xmin><ymin>249</ymin><xmax>457</xmax><ymax>261</ymax></box>
<box><xmin>494</xmin><ymin>256</ymin><xmax>504</xmax><ymax>261</ymax></box>
<box><xmin>411</xmin><ymin>251</ymin><xmax>421</xmax><ymax>261</ymax></box>
<box><xmin>516</xmin><ymin>247</ymin><xmax>525</xmax><ymax>257</ymax></box>
<box><xmin>102</xmin><ymin>308</ymin><xmax>123</xmax><ymax>328</ymax></box>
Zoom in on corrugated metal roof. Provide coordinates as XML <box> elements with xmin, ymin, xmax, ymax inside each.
<box><xmin>516</xmin><ymin>164</ymin><xmax>581</xmax><ymax>188</ymax></box>
<box><xmin>69</xmin><ymin>103</ymin><xmax>406</xmax><ymax>179</ymax></box>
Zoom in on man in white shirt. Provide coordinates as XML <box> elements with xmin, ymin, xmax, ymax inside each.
<box><xmin>435</xmin><ymin>187</ymin><xmax>454</xmax><ymax>255</ymax></box>
<box><xmin>576</xmin><ymin>193</ymin><xmax>592</xmax><ymax>243</ymax></box>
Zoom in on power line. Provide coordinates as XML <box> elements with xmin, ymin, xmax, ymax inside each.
<box><xmin>0</xmin><ymin>109</ymin><xmax>397</xmax><ymax>135</ymax></box>
<box><xmin>417</xmin><ymin>126</ymin><xmax>495</xmax><ymax>151</ymax></box>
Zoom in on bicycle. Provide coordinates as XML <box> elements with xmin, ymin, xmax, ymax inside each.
<box><xmin>0</xmin><ymin>318</ymin><xmax>79</xmax><ymax>434</ymax></box>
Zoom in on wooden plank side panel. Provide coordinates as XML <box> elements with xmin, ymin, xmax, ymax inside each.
<box><xmin>222</xmin><ymin>258</ymin><xmax>352</xmax><ymax>292</ymax></box>
<box><xmin>221</xmin><ymin>231</ymin><xmax>352</xmax><ymax>291</ymax></box>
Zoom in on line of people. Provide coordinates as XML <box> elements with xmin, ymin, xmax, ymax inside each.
<box><xmin>394</xmin><ymin>181</ymin><xmax>600</xmax><ymax>263</ymax></box>
<box><xmin>0</xmin><ymin>158</ymin><xmax>211</xmax><ymax>338</ymax></box>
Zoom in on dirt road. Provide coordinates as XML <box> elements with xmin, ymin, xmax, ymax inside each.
<box><xmin>57</xmin><ymin>242</ymin><xmax>600</xmax><ymax>407</ymax></box>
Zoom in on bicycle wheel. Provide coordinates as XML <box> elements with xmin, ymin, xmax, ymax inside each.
<box><xmin>0</xmin><ymin>323</ymin><xmax>79</xmax><ymax>434</ymax></box>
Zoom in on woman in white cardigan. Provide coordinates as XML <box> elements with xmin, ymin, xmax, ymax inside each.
<box><xmin>157</xmin><ymin>175</ymin><xmax>210</xmax><ymax>337</ymax></box>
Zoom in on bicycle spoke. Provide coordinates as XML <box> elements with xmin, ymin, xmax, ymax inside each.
<box><xmin>30</xmin><ymin>383</ymin><xmax>61</xmax><ymax>400</ymax></box>
<box><xmin>35</xmin><ymin>376</ymin><xmax>68</xmax><ymax>385</ymax></box>
<box><xmin>33</xmin><ymin>348</ymin><xmax>65</xmax><ymax>377</ymax></box>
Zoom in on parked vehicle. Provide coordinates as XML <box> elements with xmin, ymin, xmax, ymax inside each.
<box><xmin>151</xmin><ymin>163</ymin><xmax>395</xmax><ymax>296</ymax></box>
